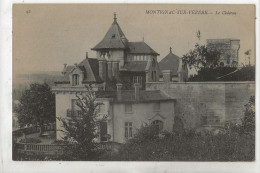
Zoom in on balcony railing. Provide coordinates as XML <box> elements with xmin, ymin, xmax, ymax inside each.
<box><xmin>67</xmin><ymin>109</ymin><xmax>83</xmax><ymax>117</ymax></box>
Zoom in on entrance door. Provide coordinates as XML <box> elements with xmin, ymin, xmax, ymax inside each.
<box><xmin>100</xmin><ymin>121</ymin><xmax>108</xmax><ymax>142</ymax></box>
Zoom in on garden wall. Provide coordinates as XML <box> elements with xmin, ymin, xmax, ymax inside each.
<box><xmin>146</xmin><ymin>82</ymin><xmax>255</xmax><ymax>128</ymax></box>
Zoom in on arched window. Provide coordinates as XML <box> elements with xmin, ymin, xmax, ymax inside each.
<box><xmin>72</xmin><ymin>74</ymin><xmax>79</xmax><ymax>86</ymax></box>
<box><xmin>152</xmin><ymin>120</ymin><xmax>163</xmax><ymax>134</ymax></box>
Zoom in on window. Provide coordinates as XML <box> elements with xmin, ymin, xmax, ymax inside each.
<box><xmin>125</xmin><ymin>103</ymin><xmax>133</xmax><ymax>113</ymax></box>
<box><xmin>125</xmin><ymin>122</ymin><xmax>133</xmax><ymax>139</ymax></box>
<box><xmin>152</xmin><ymin>59</ymin><xmax>156</xmax><ymax>67</ymax></box>
<box><xmin>133</xmin><ymin>76</ymin><xmax>142</xmax><ymax>85</ymax></box>
<box><xmin>111</xmin><ymin>34</ymin><xmax>115</xmax><ymax>39</ymax></box>
<box><xmin>151</xmin><ymin>71</ymin><xmax>157</xmax><ymax>81</ymax></box>
<box><xmin>134</xmin><ymin>56</ymin><xmax>137</xmax><ymax>61</ymax></box>
<box><xmin>100</xmin><ymin>121</ymin><xmax>108</xmax><ymax>142</ymax></box>
<box><xmin>72</xmin><ymin>74</ymin><xmax>79</xmax><ymax>86</ymax></box>
<box><xmin>153</xmin><ymin>102</ymin><xmax>160</xmax><ymax>111</ymax></box>
<box><xmin>152</xmin><ymin>120</ymin><xmax>163</xmax><ymax>134</ymax></box>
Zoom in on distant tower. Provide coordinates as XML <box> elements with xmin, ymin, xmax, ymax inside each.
<box><xmin>206</xmin><ymin>39</ymin><xmax>240</xmax><ymax>67</ymax></box>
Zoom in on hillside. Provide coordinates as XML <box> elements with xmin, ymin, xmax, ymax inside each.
<box><xmin>13</xmin><ymin>71</ymin><xmax>64</xmax><ymax>100</ymax></box>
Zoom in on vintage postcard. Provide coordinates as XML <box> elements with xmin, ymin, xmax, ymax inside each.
<box><xmin>9</xmin><ymin>2</ymin><xmax>257</xmax><ymax>171</ymax></box>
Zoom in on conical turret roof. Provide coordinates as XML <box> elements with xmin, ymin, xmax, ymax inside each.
<box><xmin>92</xmin><ymin>13</ymin><xmax>128</xmax><ymax>50</ymax></box>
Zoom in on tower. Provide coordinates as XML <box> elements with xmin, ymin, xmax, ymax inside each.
<box><xmin>92</xmin><ymin>13</ymin><xmax>128</xmax><ymax>80</ymax></box>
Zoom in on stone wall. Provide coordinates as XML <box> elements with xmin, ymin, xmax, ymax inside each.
<box><xmin>146</xmin><ymin>82</ymin><xmax>255</xmax><ymax>128</ymax></box>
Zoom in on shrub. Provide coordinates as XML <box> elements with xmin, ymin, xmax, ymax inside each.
<box><xmin>115</xmin><ymin>124</ymin><xmax>255</xmax><ymax>161</ymax></box>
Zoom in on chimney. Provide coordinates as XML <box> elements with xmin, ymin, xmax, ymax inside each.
<box><xmin>62</xmin><ymin>63</ymin><xmax>67</xmax><ymax>75</ymax></box>
<box><xmin>162</xmin><ymin>70</ymin><xmax>172</xmax><ymax>82</ymax></box>
<box><xmin>86</xmin><ymin>52</ymin><xmax>88</xmax><ymax>59</ymax></box>
<box><xmin>134</xmin><ymin>83</ymin><xmax>141</xmax><ymax>101</ymax></box>
<box><xmin>116</xmin><ymin>83</ymin><xmax>123</xmax><ymax>101</ymax></box>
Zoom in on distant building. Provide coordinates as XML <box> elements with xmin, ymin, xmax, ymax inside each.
<box><xmin>206</xmin><ymin>39</ymin><xmax>240</xmax><ymax>67</ymax></box>
<box><xmin>159</xmin><ymin>47</ymin><xmax>188</xmax><ymax>82</ymax></box>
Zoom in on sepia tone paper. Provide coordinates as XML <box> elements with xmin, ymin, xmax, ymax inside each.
<box><xmin>8</xmin><ymin>2</ymin><xmax>258</xmax><ymax>173</ymax></box>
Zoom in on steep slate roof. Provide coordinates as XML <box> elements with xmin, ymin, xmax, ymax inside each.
<box><xmin>113</xmin><ymin>90</ymin><xmax>175</xmax><ymax>103</ymax></box>
<box><xmin>128</xmin><ymin>42</ymin><xmax>159</xmax><ymax>55</ymax></box>
<box><xmin>55</xmin><ymin>58</ymin><xmax>102</xmax><ymax>84</ymax></box>
<box><xmin>62</xmin><ymin>65</ymin><xmax>74</xmax><ymax>74</ymax></box>
<box><xmin>122</xmin><ymin>61</ymin><xmax>148</xmax><ymax>72</ymax></box>
<box><xmin>58</xmin><ymin>65</ymin><xmax>74</xmax><ymax>82</ymax></box>
<box><xmin>78</xmin><ymin>58</ymin><xmax>102</xmax><ymax>83</ymax></box>
<box><xmin>159</xmin><ymin>51</ymin><xmax>180</xmax><ymax>76</ymax></box>
<box><xmin>92</xmin><ymin>16</ymin><xmax>127</xmax><ymax>50</ymax></box>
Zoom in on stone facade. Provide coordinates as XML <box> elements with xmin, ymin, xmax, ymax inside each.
<box><xmin>207</xmin><ymin>39</ymin><xmax>240</xmax><ymax>67</ymax></box>
<box><xmin>146</xmin><ymin>82</ymin><xmax>255</xmax><ymax>128</ymax></box>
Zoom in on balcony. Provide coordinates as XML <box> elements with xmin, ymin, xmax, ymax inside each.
<box><xmin>67</xmin><ymin>109</ymin><xmax>83</xmax><ymax>117</ymax></box>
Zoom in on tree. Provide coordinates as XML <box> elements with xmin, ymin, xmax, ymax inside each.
<box><xmin>243</xmin><ymin>96</ymin><xmax>255</xmax><ymax>133</ymax></box>
<box><xmin>182</xmin><ymin>43</ymin><xmax>221</xmax><ymax>71</ymax></box>
<box><xmin>15</xmin><ymin>83</ymin><xmax>55</xmax><ymax>132</ymax></box>
<box><xmin>188</xmin><ymin>66</ymin><xmax>255</xmax><ymax>82</ymax></box>
<box><xmin>182</xmin><ymin>30</ymin><xmax>221</xmax><ymax>71</ymax></box>
<box><xmin>57</xmin><ymin>84</ymin><xmax>104</xmax><ymax>160</ymax></box>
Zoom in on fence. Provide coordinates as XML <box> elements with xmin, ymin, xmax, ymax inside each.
<box><xmin>14</xmin><ymin>142</ymin><xmax>121</xmax><ymax>156</ymax></box>
<box><xmin>15</xmin><ymin>143</ymin><xmax>64</xmax><ymax>155</ymax></box>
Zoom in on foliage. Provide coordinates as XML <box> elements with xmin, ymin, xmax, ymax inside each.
<box><xmin>19</xmin><ymin>137</ymin><xmax>41</xmax><ymax>144</ymax></box>
<box><xmin>188</xmin><ymin>66</ymin><xmax>255</xmax><ymax>81</ymax></box>
<box><xmin>188</xmin><ymin>66</ymin><xmax>236</xmax><ymax>81</ymax></box>
<box><xmin>182</xmin><ymin>43</ymin><xmax>221</xmax><ymax>71</ymax></box>
<box><xmin>15</xmin><ymin>83</ymin><xmax>55</xmax><ymax>130</ymax></box>
<box><xmin>112</xmin><ymin>112</ymin><xmax>255</xmax><ymax>161</ymax></box>
<box><xmin>243</xmin><ymin>96</ymin><xmax>255</xmax><ymax>133</ymax></box>
<box><xmin>114</xmin><ymin>128</ymin><xmax>254</xmax><ymax>161</ymax></box>
<box><xmin>218</xmin><ymin>65</ymin><xmax>255</xmax><ymax>81</ymax></box>
<box><xmin>172</xmin><ymin>115</ymin><xmax>184</xmax><ymax>135</ymax></box>
<box><xmin>57</xmin><ymin>84</ymin><xmax>104</xmax><ymax>160</ymax></box>
<box><xmin>126</xmin><ymin>124</ymin><xmax>160</xmax><ymax>144</ymax></box>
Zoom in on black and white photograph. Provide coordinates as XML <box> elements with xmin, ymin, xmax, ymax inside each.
<box><xmin>1</xmin><ymin>1</ymin><xmax>259</xmax><ymax>172</ymax></box>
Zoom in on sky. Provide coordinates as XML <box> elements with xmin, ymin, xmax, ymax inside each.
<box><xmin>13</xmin><ymin>4</ymin><xmax>255</xmax><ymax>76</ymax></box>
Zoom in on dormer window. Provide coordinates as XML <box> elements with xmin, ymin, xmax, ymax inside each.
<box><xmin>72</xmin><ymin>74</ymin><xmax>79</xmax><ymax>86</ymax></box>
<box><xmin>112</xmin><ymin>34</ymin><xmax>116</xmax><ymax>38</ymax></box>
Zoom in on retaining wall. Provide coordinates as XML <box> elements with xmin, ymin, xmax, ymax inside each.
<box><xmin>146</xmin><ymin>82</ymin><xmax>255</xmax><ymax>128</ymax></box>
